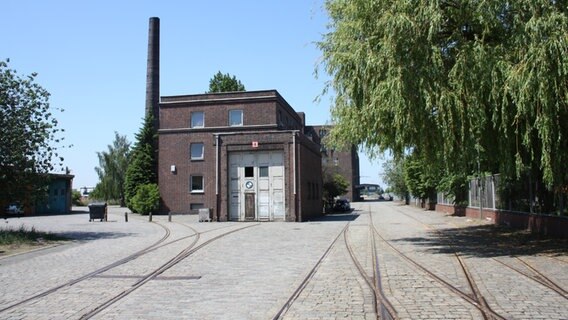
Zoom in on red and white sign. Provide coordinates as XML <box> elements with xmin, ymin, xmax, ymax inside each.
<box><xmin>252</xmin><ymin>141</ymin><xmax>259</xmax><ymax>148</ymax></box>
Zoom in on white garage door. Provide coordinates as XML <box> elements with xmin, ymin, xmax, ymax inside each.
<box><xmin>228</xmin><ymin>151</ymin><xmax>285</xmax><ymax>221</ymax></box>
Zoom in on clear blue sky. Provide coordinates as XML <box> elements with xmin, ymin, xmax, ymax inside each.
<box><xmin>2</xmin><ymin>0</ymin><xmax>385</xmax><ymax>190</ymax></box>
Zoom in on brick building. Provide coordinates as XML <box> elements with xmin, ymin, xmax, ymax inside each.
<box><xmin>158</xmin><ymin>90</ymin><xmax>323</xmax><ymax>221</ymax></box>
<box><xmin>145</xmin><ymin>17</ymin><xmax>358</xmax><ymax>221</ymax></box>
<box><xmin>312</xmin><ymin>126</ymin><xmax>360</xmax><ymax>202</ymax></box>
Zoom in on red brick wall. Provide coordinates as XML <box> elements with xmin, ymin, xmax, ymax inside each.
<box><xmin>158</xmin><ymin>90</ymin><xmax>321</xmax><ymax>222</ymax></box>
<box><xmin>435</xmin><ymin>204</ymin><xmax>568</xmax><ymax>238</ymax></box>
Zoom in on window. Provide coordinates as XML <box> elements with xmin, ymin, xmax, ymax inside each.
<box><xmin>190</xmin><ymin>143</ymin><xmax>204</xmax><ymax>160</ymax></box>
<box><xmin>190</xmin><ymin>175</ymin><xmax>204</xmax><ymax>192</ymax></box>
<box><xmin>244</xmin><ymin>166</ymin><xmax>254</xmax><ymax>178</ymax></box>
<box><xmin>190</xmin><ymin>203</ymin><xmax>204</xmax><ymax>213</ymax></box>
<box><xmin>229</xmin><ymin>110</ymin><xmax>243</xmax><ymax>126</ymax></box>
<box><xmin>259</xmin><ymin>166</ymin><xmax>269</xmax><ymax>178</ymax></box>
<box><xmin>191</xmin><ymin>112</ymin><xmax>204</xmax><ymax>128</ymax></box>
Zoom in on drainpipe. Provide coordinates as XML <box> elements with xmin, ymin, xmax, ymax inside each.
<box><xmin>215</xmin><ymin>134</ymin><xmax>220</xmax><ymax>221</ymax></box>
<box><xmin>215</xmin><ymin>134</ymin><xmax>219</xmax><ymax>195</ymax></box>
<box><xmin>292</xmin><ymin>132</ymin><xmax>298</xmax><ymax>221</ymax></box>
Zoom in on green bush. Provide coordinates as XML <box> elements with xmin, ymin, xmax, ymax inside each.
<box><xmin>72</xmin><ymin>190</ymin><xmax>83</xmax><ymax>206</ymax></box>
<box><xmin>0</xmin><ymin>225</ymin><xmax>66</xmax><ymax>245</ymax></box>
<box><xmin>131</xmin><ymin>183</ymin><xmax>160</xmax><ymax>215</ymax></box>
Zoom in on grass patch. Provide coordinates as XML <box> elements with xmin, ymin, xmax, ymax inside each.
<box><xmin>0</xmin><ymin>225</ymin><xmax>67</xmax><ymax>246</ymax></box>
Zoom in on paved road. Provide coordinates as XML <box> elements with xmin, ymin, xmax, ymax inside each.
<box><xmin>0</xmin><ymin>203</ymin><xmax>565</xmax><ymax>319</ymax></box>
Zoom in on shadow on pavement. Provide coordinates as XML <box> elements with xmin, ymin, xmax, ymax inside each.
<box><xmin>316</xmin><ymin>212</ymin><xmax>361</xmax><ymax>222</ymax></box>
<box><xmin>391</xmin><ymin>224</ymin><xmax>568</xmax><ymax>258</ymax></box>
<box><xmin>57</xmin><ymin>231</ymin><xmax>135</xmax><ymax>241</ymax></box>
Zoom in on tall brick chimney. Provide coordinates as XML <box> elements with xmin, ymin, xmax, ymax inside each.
<box><xmin>146</xmin><ymin>17</ymin><xmax>160</xmax><ymax>131</ymax></box>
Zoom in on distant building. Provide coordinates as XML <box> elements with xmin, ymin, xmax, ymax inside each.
<box><xmin>35</xmin><ymin>174</ymin><xmax>74</xmax><ymax>214</ymax></box>
<box><xmin>311</xmin><ymin>126</ymin><xmax>361</xmax><ymax>202</ymax></box>
<box><xmin>1</xmin><ymin>173</ymin><xmax>74</xmax><ymax>215</ymax></box>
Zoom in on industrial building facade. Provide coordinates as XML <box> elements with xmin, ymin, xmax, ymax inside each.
<box><xmin>158</xmin><ymin>90</ymin><xmax>323</xmax><ymax>221</ymax></box>
<box><xmin>145</xmin><ymin>17</ymin><xmax>358</xmax><ymax>221</ymax></box>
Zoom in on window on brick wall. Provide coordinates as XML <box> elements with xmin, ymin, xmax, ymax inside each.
<box><xmin>190</xmin><ymin>175</ymin><xmax>204</xmax><ymax>192</ymax></box>
<box><xmin>191</xmin><ymin>111</ymin><xmax>204</xmax><ymax>128</ymax></box>
<box><xmin>190</xmin><ymin>143</ymin><xmax>204</xmax><ymax>160</ymax></box>
<box><xmin>229</xmin><ymin>110</ymin><xmax>243</xmax><ymax>126</ymax></box>
<box><xmin>190</xmin><ymin>203</ymin><xmax>204</xmax><ymax>214</ymax></box>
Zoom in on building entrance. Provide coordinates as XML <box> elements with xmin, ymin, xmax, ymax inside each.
<box><xmin>229</xmin><ymin>151</ymin><xmax>285</xmax><ymax>221</ymax></box>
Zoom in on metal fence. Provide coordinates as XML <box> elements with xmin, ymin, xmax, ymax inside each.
<box><xmin>468</xmin><ymin>174</ymin><xmax>500</xmax><ymax>209</ymax></box>
<box><xmin>436</xmin><ymin>174</ymin><xmax>501</xmax><ymax>209</ymax></box>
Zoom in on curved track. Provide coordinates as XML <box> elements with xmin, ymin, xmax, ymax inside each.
<box><xmin>392</xmin><ymin>205</ymin><xmax>567</xmax><ymax>302</ymax></box>
<box><xmin>0</xmin><ymin>220</ymin><xmax>173</xmax><ymax>313</ymax></box>
<box><xmin>492</xmin><ymin>256</ymin><xmax>568</xmax><ymax>299</ymax></box>
<box><xmin>79</xmin><ymin>222</ymin><xmax>259</xmax><ymax>319</ymax></box>
<box><xmin>373</xmin><ymin>206</ymin><xmax>507</xmax><ymax>320</ymax></box>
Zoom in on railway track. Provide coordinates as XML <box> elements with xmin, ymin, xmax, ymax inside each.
<box><xmin>273</xmin><ymin>223</ymin><xmax>350</xmax><ymax>320</ymax></box>
<box><xmin>492</xmin><ymin>256</ymin><xmax>568</xmax><ymax>299</ymax></box>
<box><xmin>345</xmin><ymin>212</ymin><xmax>397</xmax><ymax>320</ymax></box>
<box><xmin>0</xmin><ymin>218</ymin><xmax>256</xmax><ymax>317</ymax></box>
<box><xmin>391</xmin><ymin>205</ymin><xmax>567</xmax><ymax>302</ymax></box>
<box><xmin>274</xmin><ymin>215</ymin><xmax>397</xmax><ymax>320</ymax></box>
<box><xmin>79</xmin><ymin>222</ymin><xmax>259</xmax><ymax>319</ymax></box>
<box><xmin>373</xmin><ymin>206</ymin><xmax>507</xmax><ymax>320</ymax></box>
<box><xmin>0</xmin><ymin>220</ymin><xmax>174</xmax><ymax>314</ymax></box>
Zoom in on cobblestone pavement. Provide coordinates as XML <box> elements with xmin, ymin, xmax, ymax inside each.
<box><xmin>0</xmin><ymin>203</ymin><xmax>565</xmax><ymax>319</ymax></box>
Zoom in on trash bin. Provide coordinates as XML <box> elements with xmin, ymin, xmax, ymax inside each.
<box><xmin>198</xmin><ymin>208</ymin><xmax>211</xmax><ymax>222</ymax></box>
<box><xmin>88</xmin><ymin>202</ymin><xmax>107</xmax><ymax>222</ymax></box>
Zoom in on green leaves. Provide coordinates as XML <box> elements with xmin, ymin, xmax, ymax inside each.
<box><xmin>130</xmin><ymin>183</ymin><xmax>160</xmax><ymax>215</ymax></box>
<box><xmin>319</xmin><ymin>0</ymin><xmax>568</xmax><ymax>200</ymax></box>
<box><xmin>0</xmin><ymin>59</ymin><xmax>66</xmax><ymax>204</ymax></box>
<box><xmin>91</xmin><ymin>132</ymin><xmax>131</xmax><ymax>206</ymax></box>
<box><xmin>124</xmin><ymin>114</ymin><xmax>158</xmax><ymax>211</ymax></box>
<box><xmin>207</xmin><ymin>71</ymin><xmax>245</xmax><ymax>93</ymax></box>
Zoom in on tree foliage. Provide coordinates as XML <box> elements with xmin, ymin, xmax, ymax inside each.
<box><xmin>91</xmin><ymin>132</ymin><xmax>130</xmax><ymax>206</ymax></box>
<box><xmin>207</xmin><ymin>71</ymin><xmax>246</xmax><ymax>93</ymax></box>
<box><xmin>323</xmin><ymin>172</ymin><xmax>349</xmax><ymax>208</ymax></box>
<box><xmin>130</xmin><ymin>183</ymin><xmax>160</xmax><ymax>215</ymax></box>
<box><xmin>124</xmin><ymin>114</ymin><xmax>157</xmax><ymax>211</ymax></box>
<box><xmin>0</xmin><ymin>59</ymin><xmax>66</xmax><ymax>204</ymax></box>
<box><xmin>318</xmin><ymin>1</ymin><xmax>568</xmax><ymax>209</ymax></box>
<box><xmin>382</xmin><ymin>157</ymin><xmax>409</xmax><ymax>201</ymax></box>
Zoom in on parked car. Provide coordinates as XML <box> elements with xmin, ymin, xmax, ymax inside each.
<box><xmin>333</xmin><ymin>199</ymin><xmax>351</xmax><ymax>212</ymax></box>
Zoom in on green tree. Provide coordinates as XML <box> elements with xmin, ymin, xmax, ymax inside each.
<box><xmin>91</xmin><ymin>132</ymin><xmax>130</xmax><ymax>206</ymax></box>
<box><xmin>71</xmin><ymin>190</ymin><xmax>83</xmax><ymax>206</ymax></box>
<box><xmin>382</xmin><ymin>157</ymin><xmax>409</xmax><ymax>203</ymax></box>
<box><xmin>323</xmin><ymin>172</ymin><xmax>349</xmax><ymax>210</ymax></box>
<box><xmin>318</xmin><ymin>1</ymin><xmax>568</xmax><ymax>212</ymax></box>
<box><xmin>207</xmin><ymin>71</ymin><xmax>246</xmax><ymax>93</ymax></box>
<box><xmin>130</xmin><ymin>183</ymin><xmax>160</xmax><ymax>215</ymax></box>
<box><xmin>0</xmin><ymin>59</ymin><xmax>66</xmax><ymax>205</ymax></box>
<box><xmin>404</xmin><ymin>151</ymin><xmax>440</xmax><ymax>208</ymax></box>
<box><xmin>124</xmin><ymin>115</ymin><xmax>157</xmax><ymax>211</ymax></box>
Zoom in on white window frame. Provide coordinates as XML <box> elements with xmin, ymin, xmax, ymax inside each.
<box><xmin>190</xmin><ymin>143</ymin><xmax>204</xmax><ymax>160</ymax></box>
<box><xmin>229</xmin><ymin>109</ymin><xmax>243</xmax><ymax>126</ymax></box>
<box><xmin>190</xmin><ymin>175</ymin><xmax>204</xmax><ymax>193</ymax></box>
<box><xmin>191</xmin><ymin>111</ymin><xmax>204</xmax><ymax>128</ymax></box>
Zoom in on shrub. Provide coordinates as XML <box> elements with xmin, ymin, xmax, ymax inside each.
<box><xmin>131</xmin><ymin>183</ymin><xmax>160</xmax><ymax>215</ymax></box>
<box><xmin>72</xmin><ymin>190</ymin><xmax>83</xmax><ymax>206</ymax></box>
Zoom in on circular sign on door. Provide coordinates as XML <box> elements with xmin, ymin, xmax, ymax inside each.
<box><xmin>245</xmin><ymin>181</ymin><xmax>254</xmax><ymax>189</ymax></box>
